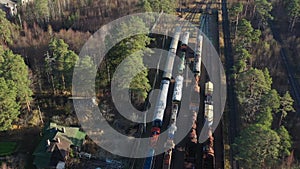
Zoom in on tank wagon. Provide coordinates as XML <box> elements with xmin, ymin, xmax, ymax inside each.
<box><xmin>143</xmin><ymin>26</ymin><xmax>182</xmax><ymax>169</ymax></box>
<box><xmin>163</xmin><ymin>26</ymin><xmax>182</xmax><ymax>80</ymax></box>
<box><xmin>153</xmin><ymin>80</ymin><xmax>171</xmax><ymax>127</ymax></box>
<box><xmin>162</xmin><ymin>31</ymin><xmax>190</xmax><ymax>169</ymax></box>
<box><xmin>151</xmin><ymin>26</ymin><xmax>181</xmax><ymax>128</ymax></box>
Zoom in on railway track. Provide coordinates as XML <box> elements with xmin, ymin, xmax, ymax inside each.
<box><xmin>130</xmin><ymin>1</ymin><xmax>224</xmax><ymax>168</ymax></box>
<box><xmin>172</xmin><ymin>1</ymin><xmax>225</xmax><ymax>169</ymax></box>
<box><xmin>221</xmin><ymin>0</ymin><xmax>239</xmax><ymax>168</ymax></box>
<box><xmin>197</xmin><ymin>7</ymin><xmax>225</xmax><ymax>169</ymax></box>
<box><xmin>152</xmin><ymin>7</ymin><xmax>200</xmax><ymax>169</ymax></box>
<box><xmin>269</xmin><ymin>22</ymin><xmax>300</xmax><ymax>115</ymax></box>
<box><xmin>129</xmin><ymin>12</ymin><xmax>168</xmax><ymax>169</ymax></box>
<box><xmin>220</xmin><ymin>2</ymin><xmax>300</xmax><ymax>169</ymax></box>
<box><xmin>144</xmin><ymin>3</ymin><xmax>206</xmax><ymax>168</ymax></box>
<box><xmin>173</xmin><ymin>1</ymin><xmax>224</xmax><ymax>169</ymax></box>
<box><xmin>203</xmin><ymin>12</ymin><xmax>224</xmax><ymax>169</ymax></box>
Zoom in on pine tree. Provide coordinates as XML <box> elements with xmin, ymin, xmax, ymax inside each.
<box><xmin>48</xmin><ymin>38</ymin><xmax>79</xmax><ymax>93</ymax></box>
<box><xmin>229</xmin><ymin>2</ymin><xmax>243</xmax><ymax>39</ymax></box>
<box><xmin>73</xmin><ymin>56</ymin><xmax>97</xmax><ymax>95</ymax></box>
<box><xmin>234</xmin><ymin>124</ymin><xmax>280</xmax><ymax>168</ymax></box>
<box><xmin>34</xmin><ymin>0</ymin><xmax>50</xmax><ymax>23</ymax></box>
<box><xmin>105</xmin><ymin>17</ymin><xmax>151</xmax><ymax>103</ymax></box>
<box><xmin>236</xmin><ymin>19</ymin><xmax>261</xmax><ymax>49</ymax></box>
<box><xmin>254</xmin><ymin>0</ymin><xmax>273</xmax><ymax>28</ymax></box>
<box><xmin>287</xmin><ymin>0</ymin><xmax>300</xmax><ymax>31</ymax></box>
<box><xmin>0</xmin><ymin>9</ymin><xmax>14</xmax><ymax>45</ymax></box>
<box><xmin>0</xmin><ymin>48</ymin><xmax>32</xmax><ymax>109</ymax></box>
<box><xmin>0</xmin><ymin>78</ymin><xmax>20</xmax><ymax>131</ymax></box>
<box><xmin>236</xmin><ymin>68</ymin><xmax>272</xmax><ymax>124</ymax></box>
<box><xmin>0</xmin><ymin>46</ymin><xmax>32</xmax><ymax>131</ymax></box>
<box><xmin>278</xmin><ymin>91</ymin><xmax>295</xmax><ymax>126</ymax></box>
<box><xmin>277</xmin><ymin>126</ymin><xmax>292</xmax><ymax>159</ymax></box>
<box><xmin>141</xmin><ymin>0</ymin><xmax>152</xmax><ymax>12</ymax></box>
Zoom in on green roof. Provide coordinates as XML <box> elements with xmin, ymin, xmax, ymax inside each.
<box><xmin>0</xmin><ymin>142</ymin><xmax>17</xmax><ymax>156</ymax></box>
<box><xmin>33</xmin><ymin>122</ymin><xmax>86</xmax><ymax>168</ymax></box>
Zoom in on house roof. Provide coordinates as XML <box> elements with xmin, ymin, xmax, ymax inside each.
<box><xmin>33</xmin><ymin>122</ymin><xmax>86</xmax><ymax>168</ymax></box>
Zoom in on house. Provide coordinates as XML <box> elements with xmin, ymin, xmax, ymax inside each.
<box><xmin>0</xmin><ymin>0</ymin><xmax>34</xmax><ymax>18</ymax></box>
<box><xmin>1</xmin><ymin>1</ymin><xmax>17</xmax><ymax>17</ymax></box>
<box><xmin>33</xmin><ymin>122</ymin><xmax>86</xmax><ymax>169</ymax></box>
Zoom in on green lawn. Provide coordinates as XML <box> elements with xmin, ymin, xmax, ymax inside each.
<box><xmin>0</xmin><ymin>142</ymin><xmax>17</xmax><ymax>156</ymax></box>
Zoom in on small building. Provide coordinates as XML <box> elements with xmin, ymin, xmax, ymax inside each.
<box><xmin>0</xmin><ymin>0</ymin><xmax>34</xmax><ymax>18</ymax></box>
<box><xmin>33</xmin><ymin>122</ymin><xmax>86</xmax><ymax>169</ymax></box>
<box><xmin>2</xmin><ymin>2</ymin><xmax>17</xmax><ymax>17</ymax></box>
<box><xmin>20</xmin><ymin>0</ymin><xmax>33</xmax><ymax>5</ymax></box>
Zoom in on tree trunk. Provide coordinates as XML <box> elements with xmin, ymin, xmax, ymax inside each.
<box><xmin>37</xmin><ymin>71</ymin><xmax>43</xmax><ymax>92</ymax></box>
<box><xmin>26</xmin><ymin>98</ymin><xmax>31</xmax><ymax>113</ymax></box>
<box><xmin>57</xmin><ymin>0</ymin><xmax>62</xmax><ymax>20</ymax></box>
<box><xmin>244</xmin><ymin>0</ymin><xmax>250</xmax><ymax>17</ymax></box>
<box><xmin>235</xmin><ymin>14</ymin><xmax>239</xmax><ymax>40</ymax></box>
<box><xmin>258</xmin><ymin>19</ymin><xmax>262</xmax><ymax>30</ymax></box>
<box><xmin>51</xmin><ymin>75</ymin><xmax>56</xmax><ymax>94</ymax></box>
<box><xmin>251</xmin><ymin>4</ymin><xmax>256</xmax><ymax>19</ymax></box>
<box><xmin>106</xmin><ymin>61</ymin><xmax>111</xmax><ymax>83</ymax></box>
<box><xmin>46</xmin><ymin>70</ymin><xmax>50</xmax><ymax>84</ymax></box>
<box><xmin>278</xmin><ymin>111</ymin><xmax>283</xmax><ymax>128</ymax></box>
<box><xmin>99</xmin><ymin>3</ymin><xmax>105</xmax><ymax>20</ymax></box>
<box><xmin>289</xmin><ymin>16</ymin><xmax>296</xmax><ymax>32</ymax></box>
<box><xmin>61</xmin><ymin>73</ymin><xmax>66</xmax><ymax>92</ymax></box>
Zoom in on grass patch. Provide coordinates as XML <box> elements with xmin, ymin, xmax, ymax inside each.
<box><xmin>0</xmin><ymin>142</ymin><xmax>17</xmax><ymax>156</ymax></box>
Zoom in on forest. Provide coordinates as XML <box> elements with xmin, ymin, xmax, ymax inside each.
<box><xmin>228</xmin><ymin>0</ymin><xmax>299</xmax><ymax>168</ymax></box>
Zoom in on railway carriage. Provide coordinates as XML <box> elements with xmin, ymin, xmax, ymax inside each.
<box><xmin>178</xmin><ymin>51</ymin><xmax>186</xmax><ymax>74</ymax></box>
<box><xmin>205</xmin><ymin>104</ymin><xmax>214</xmax><ymax>126</ymax></box>
<box><xmin>169</xmin><ymin>104</ymin><xmax>179</xmax><ymax>125</ymax></box>
<box><xmin>178</xmin><ymin>32</ymin><xmax>190</xmax><ymax>74</ymax></box>
<box><xmin>163</xmin><ymin>27</ymin><xmax>182</xmax><ymax>79</ymax></box>
<box><xmin>152</xmin><ymin>80</ymin><xmax>170</xmax><ymax>127</ymax></box>
<box><xmin>193</xmin><ymin>34</ymin><xmax>203</xmax><ymax>75</ymax></box>
<box><xmin>180</xmin><ymin>32</ymin><xmax>190</xmax><ymax>51</ymax></box>
<box><xmin>204</xmin><ymin>81</ymin><xmax>214</xmax><ymax>126</ymax></box>
<box><xmin>172</xmin><ymin>75</ymin><xmax>184</xmax><ymax>102</ymax></box>
<box><xmin>205</xmin><ymin>81</ymin><xmax>213</xmax><ymax>105</ymax></box>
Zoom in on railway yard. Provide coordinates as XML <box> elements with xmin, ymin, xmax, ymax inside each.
<box><xmin>1</xmin><ymin>0</ymin><xmax>300</xmax><ymax>168</ymax></box>
<box><xmin>128</xmin><ymin>0</ymin><xmax>300</xmax><ymax>168</ymax></box>
<box><xmin>129</xmin><ymin>0</ymin><xmax>228</xmax><ymax>169</ymax></box>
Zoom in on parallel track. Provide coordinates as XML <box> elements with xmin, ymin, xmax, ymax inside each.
<box><xmin>221</xmin><ymin>0</ymin><xmax>239</xmax><ymax>168</ymax></box>
<box><xmin>269</xmin><ymin>22</ymin><xmax>300</xmax><ymax>115</ymax></box>
<box><xmin>132</xmin><ymin>1</ymin><xmax>225</xmax><ymax>168</ymax></box>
